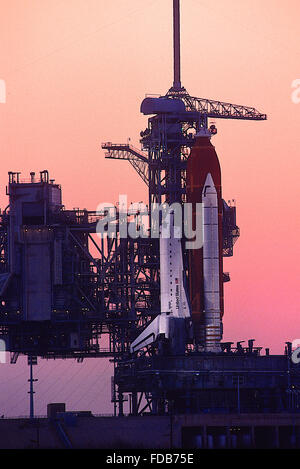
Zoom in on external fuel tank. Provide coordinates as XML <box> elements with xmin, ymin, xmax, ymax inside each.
<box><xmin>186</xmin><ymin>130</ymin><xmax>224</xmax><ymax>351</ymax></box>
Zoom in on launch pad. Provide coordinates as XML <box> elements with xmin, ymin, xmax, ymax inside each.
<box><xmin>0</xmin><ymin>0</ymin><xmax>299</xmax><ymax>440</ymax></box>
<box><xmin>115</xmin><ymin>342</ymin><xmax>300</xmax><ymax>416</ymax></box>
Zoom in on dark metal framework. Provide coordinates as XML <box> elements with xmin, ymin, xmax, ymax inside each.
<box><xmin>0</xmin><ymin>80</ymin><xmax>266</xmax><ymax>416</ymax></box>
<box><xmin>0</xmin><ymin>204</ymin><xmax>160</xmax><ymax>358</ymax></box>
<box><xmin>3</xmin><ymin>0</ymin><xmax>297</xmax><ymax>420</ymax></box>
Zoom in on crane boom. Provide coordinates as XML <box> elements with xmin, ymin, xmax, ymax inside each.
<box><xmin>101</xmin><ymin>143</ymin><xmax>149</xmax><ymax>185</ymax></box>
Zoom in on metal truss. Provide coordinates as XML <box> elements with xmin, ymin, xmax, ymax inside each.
<box><xmin>166</xmin><ymin>87</ymin><xmax>267</xmax><ymax>121</ymax></box>
<box><xmin>0</xmin><ymin>205</ymin><xmax>160</xmax><ymax>359</ymax></box>
<box><xmin>102</xmin><ymin>143</ymin><xmax>149</xmax><ymax>185</ymax></box>
<box><xmin>183</xmin><ymin>94</ymin><xmax>266</xmax><ymax>120</ymax></box>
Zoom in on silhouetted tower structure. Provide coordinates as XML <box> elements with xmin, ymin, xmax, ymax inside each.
<box><xmin>0</xmin><ymin>0</ymin><xmax>299</xmax><ymax>419</ymax></box>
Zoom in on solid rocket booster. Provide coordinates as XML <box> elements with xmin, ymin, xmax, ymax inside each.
<box><xmin>186</xmin><ymin>130</ymin><xmax>224</xmax><ymax>352</ymax></box>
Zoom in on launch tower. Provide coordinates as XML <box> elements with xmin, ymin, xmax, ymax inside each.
<box><xmin>0</xmin><ymin>1</ymin><xmax>299</xmax><ymax>424</ymax></box>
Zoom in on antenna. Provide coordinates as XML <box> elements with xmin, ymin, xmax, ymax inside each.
<box><xmin>28</xmin><ymin>355</ymin><xmax>38</xmax><ymax>420</ymax></box>
<box><xmin>173</xmin><ymin>0</ymin><xmax>181</xmax><ymax>90</ymax></box>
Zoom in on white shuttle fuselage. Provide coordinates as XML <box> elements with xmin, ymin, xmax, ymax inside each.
<box><xmin>130</xmin><ymin>212</ymin><xmax>191</xmax><ymax>354</ymax></box>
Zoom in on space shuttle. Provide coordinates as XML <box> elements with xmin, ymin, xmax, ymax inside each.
<box><xmin>130</xmin><ymin>211</ymin><xmax>192</xmax><ymax>354</ymax></box>
<box><xmin>130</xmin><ymin>129</ymin><xmax>224</xmax><ymax>355</ymax></box>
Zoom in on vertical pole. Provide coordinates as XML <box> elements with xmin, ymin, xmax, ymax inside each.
<box><xmin>29</xmin><ymin>359</ymin><xmax>34</xmax><ymax>419</ymax></box>
<box><xmin>28</xmin><ymin>356</ymin><xmax>37</xmax><ymax>420</ymax></box>
<box><xmin>28</xmin><ymin>356</ymin><xmax>38</xmax><ymax>420</ymax></box>
<box><xmin>173</xmin><ymin>0</ymin><xmax>181</xmax><ymax>90</ymax></box>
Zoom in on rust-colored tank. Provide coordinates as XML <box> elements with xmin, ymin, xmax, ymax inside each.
<box><xmin>186</xmin><ymin>131</ymin><xmax>224</xmax><ymax>351</ymax></box>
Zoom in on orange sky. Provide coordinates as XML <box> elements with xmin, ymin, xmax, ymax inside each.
<box><xmin>0</xmin><ymin>0</ymin><xmax>299</xmax><ymax>416</ymax></box>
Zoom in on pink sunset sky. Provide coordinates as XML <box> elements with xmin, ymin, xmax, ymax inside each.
<box><xmin>0</xmin><ymin>0</ymin><xmax>299</xmax><ymax>416</ymax></box>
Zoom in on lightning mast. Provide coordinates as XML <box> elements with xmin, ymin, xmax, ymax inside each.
<box><xmin>172</xmin><ymin>0</ymin><xmax>182</xmax><ymax>91</ymax></box>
